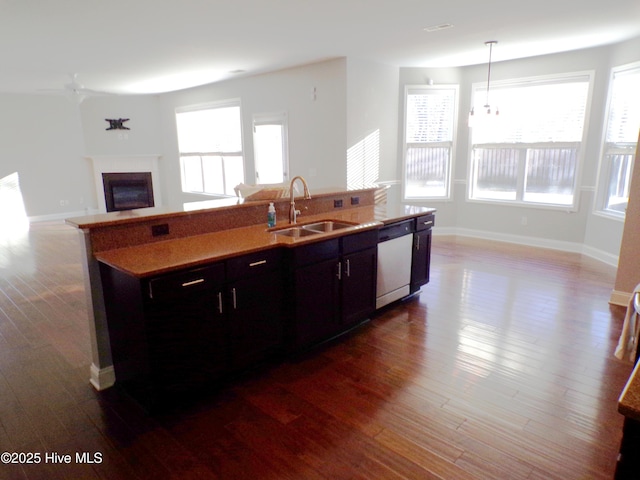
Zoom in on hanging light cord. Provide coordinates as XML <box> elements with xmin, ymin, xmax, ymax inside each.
<box><xmin>484</xmin><ymin>40</ymin><xmax>497</xmax><ymax>111</ymax></box>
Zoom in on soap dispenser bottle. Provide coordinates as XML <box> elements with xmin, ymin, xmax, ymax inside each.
<box><xmin>267</xmin><ymin>202</ymin><xmax>276</xmax><ymax>227</ymax></box>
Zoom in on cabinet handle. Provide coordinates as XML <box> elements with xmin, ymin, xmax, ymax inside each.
<box><xmin>423</xmin><ymin>220</ymin><xmax>433</xmax><ymax>227</ymax></box>
<box><xmin>337</xmin><ymin>261</ymin><xmax>342</xmax><ymax>280</ymax></box>
<box><xmin>217</xmin><ymin>291</ymin><xmax>223</xmax><ymax>314</ymax></box>
<box><xmin>249</xmin><ymin>260</ymin><xmax>267</xmax><ymax>267</ymax></box>
<box><xmin>345</xmin><ymin>259</ymin><xmax>351</xmax><ymax>277</ymax></box>
<box><xmin>182</xmin><ymin>278</ymin><xmax>205</xmax><ymax>288</ymax></box>
<box><xmin>232</xmin><ymin>287</ymin><xmax>237</xmax><ymax>309</ymax></box>
<box><xmin>416</xmin><ymin>235</ymin><xmax>421</xmax><ymax>251</ymax></box>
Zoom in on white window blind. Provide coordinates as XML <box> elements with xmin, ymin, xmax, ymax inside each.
<box><xmin>472</xmin><ymin>80</ymin><xmax>589</xmax><ymax>144</ymax></box>
<box><xmin>403</xmin><ymin>85</ymin><xmax>458</xmax><ymax>199</ymax></box>
<box><xmin>607</xmin><ymin>69</ymin><xmax>640</xmax><ymax>143</ymax></box>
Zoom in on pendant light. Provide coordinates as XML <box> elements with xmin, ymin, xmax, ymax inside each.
<box><xmin>469</xmin><ymin>40</ymin><xmax>499</xmax><ymax>127</ymax></box>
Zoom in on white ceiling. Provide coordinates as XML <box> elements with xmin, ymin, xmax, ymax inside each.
<box><xmin>2</xmin><ymin>0</ymin><xmax>640</xmax><ymax>95</ymax></box>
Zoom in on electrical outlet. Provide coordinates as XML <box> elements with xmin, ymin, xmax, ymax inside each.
<box><xmin>351</xmin><ymin>196</ymin><xmax>360</xmax><ymax>205</ymax></box>
<box><xmin>521</xmin><ymin>216</ymin><xmax>528</xmax><ymax>226</ymax></box>
<box><xmin>334</xmin><ymin>199</ymin><xmax>343</xmax><ymax>208</ymax></box>
<box><xmin>152</xmin><ymin>224</ymin><xmax>170</xmax><ymax>236</ymax></box>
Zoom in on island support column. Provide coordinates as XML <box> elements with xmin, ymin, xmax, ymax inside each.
<box><xmin>79</xmin><ymin>229</ymin><xmax>115</xmax><ymax>390</ymax></box>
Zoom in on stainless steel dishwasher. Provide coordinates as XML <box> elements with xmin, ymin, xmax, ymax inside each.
<box><xmin>376</xmin><ymin>220</ymin><xmax>413</xmax><ymax>309</ymax></box>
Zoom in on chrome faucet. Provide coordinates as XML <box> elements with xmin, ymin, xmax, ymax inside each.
<box><xmin>289</xmin><ymin>176</ymin><xmax>311</xmax><ymax>224</ymax></box>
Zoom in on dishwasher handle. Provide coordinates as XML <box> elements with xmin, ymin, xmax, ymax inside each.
<box><xmin>378</xmin><ymin>220</ymin><xmax>414</xmax><ymax>242</ymax></box>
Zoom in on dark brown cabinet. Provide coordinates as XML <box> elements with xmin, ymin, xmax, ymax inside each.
<box><xmin>615</xmin><ymin>417</ymin><xmax>640</xmax><ymax>479</ymax></box>
<box><xmin>226</xmin><ymin>249</ymin><xmax>284</xmax><ymax>370</ymax></box>
<box><xmin>100</xmin><ymin>263</ymin><xmax>228</xmax><ymax>402</ymax></box>
<box><xmin>287</xmin><ymin>230</ymin><xmax>378</xmax><ymax>351</ymax></box>
<box><xmin>98</xmin><ymin>217</ymin><xmax>430</xmax><ymax>406</ymax></box>
<box><xmin>342</xmin><ymin>232</ymin><xmax>378</xmax><ymax>328</ymax></box>
<box><xmin>292</xmin><ymin>255</ymin><xmax>342</xmax><ymax>348</ymax></box>
<box><xmin>411</xmin><ymin>213</ymin><xmax>434</xmax><ymax>293</ymax></box>
<box><xmin>145</xmin><ymin>264</ymin><xmax>228</xmax><ymax>393</ymax></box>
<box><xmin>100</xmin><ymin>249</ymin><xmax>284</xmax><ymax>403</ymax></box>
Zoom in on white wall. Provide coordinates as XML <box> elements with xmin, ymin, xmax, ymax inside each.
<box><xmin>3</xmin><ymin>37</ymin><xmax>638</xmax><ymax>266</ymax></box>
<box><xmin>398</xmin><ymin>38</ymin><xmax>640</xmax><ymax>263</ymax></box>
<box><xmin>0</xmin><ymin>94</ymin><xmax>89</xmax><ymax>219</ymax></box>
<box><xmin>157</xmin><ymin>58</ymin><xmax>349</xmax><ymax>207</ymax></box>
<box><xmin>346</xmin><ymin>58</ymin><xmax>400</xmax><ymax>194</ymax></box>
<box><xmin>80</xmin><ymin>94</ymin><xmax>162</xmax><ymax>157</ymax></box>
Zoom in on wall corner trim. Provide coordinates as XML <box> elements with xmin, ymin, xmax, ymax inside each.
<box><xmin>610</xmin><ymin>290</ymin><xmax>633</xmax><ymax>307</ymax></box>
<box><xmin>89</xmin><ymin>364</ymin><xmax>116</xmax><ymax>391</ymax></box>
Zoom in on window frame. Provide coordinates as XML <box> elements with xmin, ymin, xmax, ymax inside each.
<box><xmin>175</xmin><ymin>99</ymin><xmax>245</xmax><ymax>197</ymax></box>
<box><xmin>467</xmin><ymin>71</ymin><xmax>594</xmax><ymax>211</ymax></box>
<box><xmin>401</xmin><ymin>84</ymin><xmax>459</xmax><ymax>201</ymax></box>
<box><xmin>594</xmin><ymin>61</ymin><xmax>640</xmax><ymax>220</ymax></box>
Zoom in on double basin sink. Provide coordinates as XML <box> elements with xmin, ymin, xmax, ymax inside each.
<box><xmin>272</xmin><ymin>220</ymin><xmax>357</xmax><ymax>238</ymax></box>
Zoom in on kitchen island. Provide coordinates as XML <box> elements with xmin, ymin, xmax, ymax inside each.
<box><xmin>66</xmin><ymin>185</ymin><xmax>435</xmax><ymax>401</ymax></box>
<box><xmin>616</xmin><ymin>344</ymin><xmax>640</xmax><ymax>478</ymax></box>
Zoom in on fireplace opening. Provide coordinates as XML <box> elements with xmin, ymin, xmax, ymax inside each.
<box><xmin>102</xmin><ymin>172</ymin><xmax>154</xmax><ymax>212</ymax></box>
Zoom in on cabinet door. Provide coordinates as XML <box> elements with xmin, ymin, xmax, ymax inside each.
<box><xmin>292</xmin><ymin>257</ymin><xmax>341</xmax><ymax>349</ymax></box>
<box><xmin>410</xmin><ymin>229</ymin><xmax>432</xmax><ymax>292</ymax></box>
<box><xmin>342</xmin><ymin>247</ymin><xmax>377</xmax><ymax>327</ymax></box>
<box><xmin>145</xmin><ymin>265</ymin><xmax>228</xmax><ymax>393</ymax></box>
<box><xmin>228</xmin><ymin>268</ymin><xmax>284</xmax><ymax>370</ymax></box>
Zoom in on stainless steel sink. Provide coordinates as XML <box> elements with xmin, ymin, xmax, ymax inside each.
<box><xmin>301</xmin><ymin>221</ymin><xmax>356</xmax><ymax>232</ymax></box>
<box><xmin>273</xmin><ymin>227</ymin><xmax>319</xmax><ymax>238</ymax></box>
<box><xmin>272</xmin><ymin>220</ymin><xmax>357</xmax><ymax>237</ymax></box>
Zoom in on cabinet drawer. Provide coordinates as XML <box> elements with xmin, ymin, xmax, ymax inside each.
<box><xmin>146</xmin><ymin>263</ymin><xmax>224</xmax><ymax>301</ymax></box>
<box><xmin>290</xmin><ymin>238</ymin><xmax>340</xmax><ymax>268</ymax></box>
<box><xmin>342</xmin><ymin>229</ymin><xmax>378</xmax><ymax>255</ymax></box>
<box><xmin>226</xmin><ymin>248</ymin><xmax>283</xmax><ymax>281</ymax></box>
<box><xmin>415</xmin><ymin>214</ymin><xmax>435</xmax><ymax>231</ymax></box>
<box><xmin>378</xmin><ymin>220</ymin><xmax>414</xmax><ymax>242</ymax></box>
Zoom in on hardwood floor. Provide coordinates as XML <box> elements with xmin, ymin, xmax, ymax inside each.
<box><xmin>0</xmin><ymin>221</ymin><xmax>632</xmax><ymax>479</ymax></box>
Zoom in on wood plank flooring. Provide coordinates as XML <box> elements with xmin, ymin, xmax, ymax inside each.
<box><xmin>0</xmin><ymin>221</ymin><xmax>632</xmax><ymax>479</ymax></box>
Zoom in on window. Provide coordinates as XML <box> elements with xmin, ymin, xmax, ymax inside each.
<box><xmin>253</xmin><ymin>112</ymin><xmax>289</xmax><ymax>185</ymax></box>
<box><xmin>176</xmin><ymin>101</ymin><xmax>244</xmax><ymax>196</ymax></box>
<box><xmin>596</xmin><ymin>63</ymin><xmax>640</xmax><ymax>218</ymax></box>
<box><xmin>469</xmin><ymin>74</ymin><xmax>592</xmax><ymax>208</ymax></box>
<box><xmin>402</xmin><ymin>85</ymin><xmax>458</xmax><ymax>199</ymax></box>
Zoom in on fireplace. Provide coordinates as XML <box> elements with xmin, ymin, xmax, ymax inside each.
<box><xmin>102</xmin><ymin>172</ymin><xmax>154</xmax><ymax>212</ymax></box>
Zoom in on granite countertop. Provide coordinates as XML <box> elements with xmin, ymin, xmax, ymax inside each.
<box><xmin>66</xmin><ymin>186</ymin><xmax>382</xmax><ymax>230</ymax></box>
<box><xmin>95</xmin><ymin>204</ymin><xmax>435</xmax><ymax>278</ymax></box>
<box><xmin>619</xmin><ymin>360</ymin><xmax>640</xmax><ymax>421</ymax></box>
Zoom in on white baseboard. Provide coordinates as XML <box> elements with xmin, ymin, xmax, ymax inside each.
<box><xmin>582</xmin><ymin>245</ymin><xmax>620</xmax><ymax>267</ymax></box>
<box><xmin>29</xmin><ymin>209</ymin><xmax>99</xmax><ymax>224</ymax></box>
<box><xmin>610</xmin><ymin>290</ymin><xmax>632</xmax><ymax>307</ymax></box>
<box><xmin>89</xmin><ymin>364</ymin><xmax>116</xmax><ymax>391</ymax></box>
<box><xmin>432</xmin><ymin>227</ymin><xmax>619</xmax><ymax>267</ymax></box>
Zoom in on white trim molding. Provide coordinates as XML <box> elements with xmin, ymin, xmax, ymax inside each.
<box><xmin>432</xmin><ymin>227</ymin><xmax>619</xmax><ymax>267</ymax></box>
<box><xmin>89</xmin><ymin>364</ymin><xmax>116</xmax><ymax>391</ymax></box>
<box><xmin>610</xmin><ymin>290</ymin><xmax>633</xmax><ymax>307</ymax></box>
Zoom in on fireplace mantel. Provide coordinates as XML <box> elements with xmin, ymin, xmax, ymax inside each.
<box><xmin>87</xmin><ymin>155</ymin><xmax>162</xmax><ymax>213</ymax></box>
